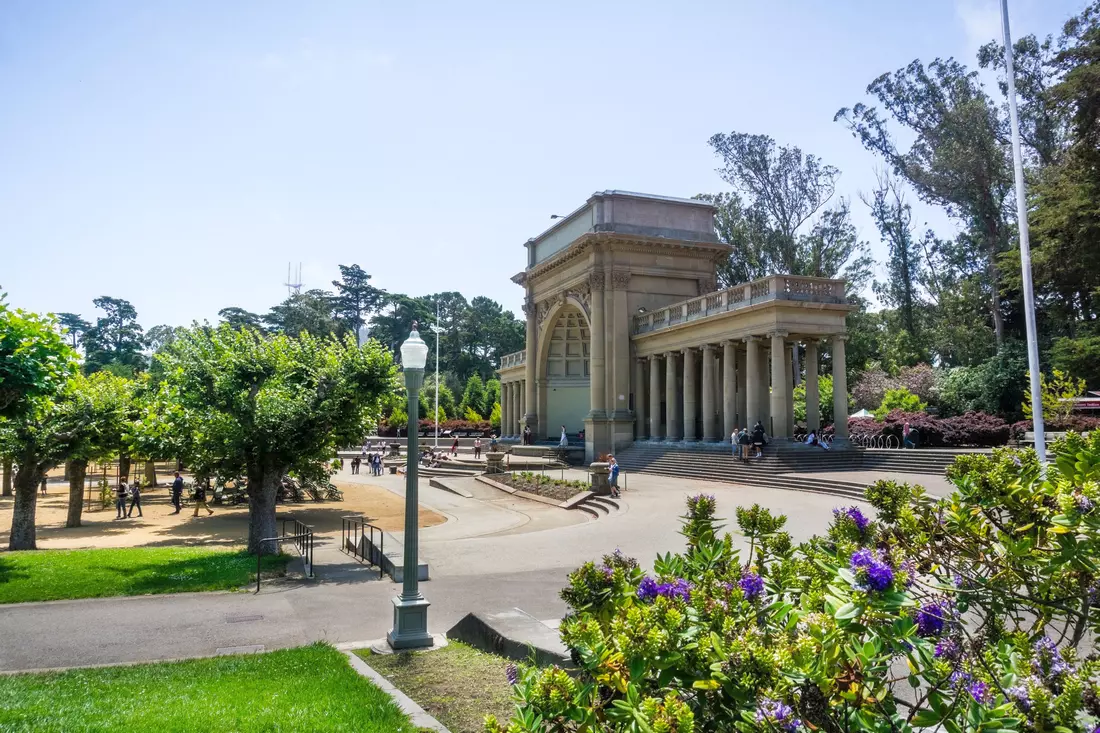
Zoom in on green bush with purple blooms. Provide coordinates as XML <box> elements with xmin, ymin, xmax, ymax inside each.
<box><xmin>485</xmin><ymin>431</ymin><xmax>1100</xmax><ymax>732</ymax></box>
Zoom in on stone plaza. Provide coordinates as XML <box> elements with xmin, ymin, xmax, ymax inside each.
<box><xmin>497</xmin><ymin>190</ymin><xmax>856</xmax><ymax>462</ymax></box>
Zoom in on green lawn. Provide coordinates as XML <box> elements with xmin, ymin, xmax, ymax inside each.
<box><xmin>0</xmin><ymin>644</ymin><xmax>421</xmax><ymax>733</ymax></box>
<box><xmin>359</xmin><ymin>641</ymin><xmax>516</xmax><ymax>733</ymax></box>
<box><xmin>0</xmin><ymin>546</ymin><xmax>289</xmax><ymax>603</ymax></box>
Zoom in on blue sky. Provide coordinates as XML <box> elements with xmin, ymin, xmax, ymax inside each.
<box><xmin>0</xmin><ymin>0</ymin><xmax>1085</xmax><ymax>330</ymax></box>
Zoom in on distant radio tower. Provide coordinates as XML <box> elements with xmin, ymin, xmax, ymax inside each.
<box><xmin>285</xmin><ymin>262</ymin><xmax>303</xmax><ymax>295</ymax></box>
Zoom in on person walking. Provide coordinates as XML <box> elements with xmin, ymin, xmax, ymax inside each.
<box><xmin>902</xmin><ymin>421</ymin><xmax>914</xmax><ymax>449</ymax></box>
<box><xmin>192</xmin><ymin>480</ymin><xmax>214</xmax><ymax>517</ymax></box>
<box><xmin>473</xmin><ymin>437</ymin><xmax>482</xmax><ymax>460</ymax></box>
<box><xmin>737</xmin><ymin>427</ymin><xmax>752</xmax><ymax>462</ymax></box>
<box><xmin>731</xmin><ymin>428</ymin><xmax>739</xmax><ymax>457</ymax></box>
<box><xmin>114</xmin><ymin>481</ymin><xmax>128</xmax><ymax>519</ymax></box>
<box><xmin>40</xmin><ymin>477</ymin><xmax>47</xmax><ymax>495</ymax></box>
<box><xmin>451</xmin><ymin>436</ymin><xmax>460</xmax><ymax>457</ymax></box>
<box><xmin>608</xmin><ymin>455</ymin><xmax>620</xmax><ymax>498</ymax></box>
<box><xmin>127</xmin><ymin>480</ymin><xmax>143</xmax><ymax>518</ymax></box>
<box><xmin>559</xmin><ymin>425</ymin><xmax>568</xmax><ymax>447</ymax></box>
<box><xmin>171</xmin><ymin>472</ymin><xmax>184</xmax><ymax>514</ymax></box>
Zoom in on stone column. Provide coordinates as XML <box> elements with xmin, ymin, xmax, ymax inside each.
<box><xmin>736</xmin><ymin>346</ymin><xmax>747</xmax><ymax>428</ymax></box>
<box><xmin>805</xmin><ymin>340</ymin><xmax>820</xmax><ymax>433</ymax></box>
<box><xmin>744</xmin><ymin>337</ymin><xmax>760</xmax><ymax>428</ymax></box>
<box><xmin>588</xmin><ymin>274</ymin><xmax>606</xmax><ymax>417</ymax></box>
<box><xmin>611</xmin><ymin>273</ymin><xmax>632</xmax><ymax>419</ymax></box>
<box><xmin>701</xmin><ymin>344</ymin><xmax>717</xmax><ymax>441</ymax></box>
<box><xmin>757</xmin><ymin>344</ymin><xmax>771</xmax><ymax>431</ymax></box>
<box><xmin>832</xmin><ymin>335</ymin><xmax>849</xmax><ymax>442</ymax></box>
<box><xmin>501</xmin><ymin>381</ymin><xmax>511</xmax><ymax>438</ymax></box>
<box><xmin>682</xmin><ymin>347</ymin><xmax>697</xmax><ymax>442</ymax></box>
<box><xmin>523</xmin><ymin>295</ymin><xmax>538</xmax><ymax>432</ymax></box>
<box><xmin>634</xmin><ymin>358</ymin><xmax>646</xmax><ymax>440</ymax></box>
<box><xmin>769</xmin><ymin>331</ymin><xmax>789</xmax><ymax>439</ymax></box>
<box><xmin>649</xmin><ymin>354</ymin><xmax>662</xmax><ymax>440</ymax></box>
<box><xmin>665</xmin><ymin>351</ymin><xmax>680</xmax><ymax>441</ymax></box>
<box><xmin>722</xmin><ymin>341</ymin><xmax>736</xmax><ymax>439</ymax></box>
<box><xmin>785</xmin><ymin>343</ymin><xmax>795</xmax><ymax>438</ymax></box>
<box><xmin>516</xmin><ymin>381</ymin><xmax>524</xmax><ymax>436</ymax></box>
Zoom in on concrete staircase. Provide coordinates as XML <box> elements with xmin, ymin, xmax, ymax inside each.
<box><xmin>574</xmin><ymin>494</ymin><xmax>621</xmax><ymax>519</ymax></box>
<box><xmin>614</xmin><ymin>443</ymin><xmax>982</xmax><ymax>500</ymax></box>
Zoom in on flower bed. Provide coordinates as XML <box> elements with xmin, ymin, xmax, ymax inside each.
<box><xmin>829</xmin><ymin>409</ymin><xmax>1011</xmax><ymax>447</ymax></box>
<box><xmin>488</xmin><ymin>433</ymin><xmax>1100</xmax><ymax>733</ymax></box>
<box><xmin>495</xmin><ymin>471</ymin><xmax>589</xmax><ymax>503</ymax></box>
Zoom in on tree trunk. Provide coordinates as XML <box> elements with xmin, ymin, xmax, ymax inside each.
<box><xmin>247</xmin><ymin>466</ymin><xmax>283</xmax><ymax>556</ymax></box>
<box><xmin>119</xmin><ymin>453</ymin><xmax>131</xmax><ymax>484</ymax></box>
<box><xmin>144</xmin><ymin>460</ymin><xmax>157</xmax><ymax>488</ymax></box>
<box><xmin>66</xmin><ymin>459</ymin><xmax>88</xmax><ymax>528</ymax></box>
<box><xmin>9</xmin><ymin>462</ymin><xmax>42</xmax><ymax>550</ymax></box>
<box><xmin>63</xmin><ymin>460</ymin><xmax>71</xmax><ymax>482</ymax></box>
<box><xmin>2</xmin><ymin>457</ymin><xmax>11</xmax><ymax>497</ymax></box>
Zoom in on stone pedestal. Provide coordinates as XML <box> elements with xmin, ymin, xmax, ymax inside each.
<box><xmin>589</xmin><ymin>462</ymin><xmax>611</xmax><ymax>496</ymax></box>
<box><xmin>387</xmin><ymin>443</ymin><xmax>402</xmax><ymax>458</ymax></box>
<box><xmin>485</xmin><ymin>451</ymin><xmax>506</xmax><ymax>475</ymax></box>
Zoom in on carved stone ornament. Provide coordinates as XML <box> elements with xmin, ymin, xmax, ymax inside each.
<box><xmin>536</xmin><ymin>283</ymin><xmax>593</xmax><ymax>329</ymax></box>
<box><xmin>697</xmin><ymin>277</ymin><xmax>717</xmax><ymax>295</ymax></box>
<box><xmin>610</xmin><ymin>271</ymin><xmax>631</xmax><ymax>290</ymax></box>
<box><xmin>589</xmin><ymin>271</ymin><xmax>606</xmax><ymax>291</ymax></box>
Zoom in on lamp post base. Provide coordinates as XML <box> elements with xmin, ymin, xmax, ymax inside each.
<box><xmin>387</xmin><ymin>595</ymin><xmax>433</xmax><ymax>650</ymax></box>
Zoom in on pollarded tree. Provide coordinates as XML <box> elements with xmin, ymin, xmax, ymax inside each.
<box><xmin>0</xmin><ymin>301</ymin><xmax>79</xmax><ymax>549</ymax></box>
<box><xmin>58</xmin><ymin>372</ymin><xmax>132</xmax><ymax>528</ymax></box>
<box><xmin>153</xmin><ymin>325</ymin><xmax>395</xmax><ymax>553</ymax></box>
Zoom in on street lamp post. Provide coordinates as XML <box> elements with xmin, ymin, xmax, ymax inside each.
<box><xmin>430</xmin><ymin>303</ymin><xmax>443</xmax><ymax>453</ymax></box>
<box><xmin>1000</xmin><ymin>0</ymin><xmax>1047</xmax><ymax>464</ymax></box>
<box><xmin>387</xmin><ymin>323</ymin><xmax>433</xmax><ymax>650</ymax></box>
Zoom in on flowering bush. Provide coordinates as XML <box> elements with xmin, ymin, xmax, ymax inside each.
<box><xmin>844</xmin><ymin>410</ymin><xmax>1011</xmax><ymax>447</ymax></box>
<box><xmin>1011</xmin><ymin>415</ymin><xmax>1100</xmax><ymax>439</ymax></box>
<box><xmin>487</xmin><ymin>431</ymin><xmax>1100</xmax><ymax>732</ymax></box>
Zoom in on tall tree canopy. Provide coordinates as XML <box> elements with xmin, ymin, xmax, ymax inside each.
<box><xmin>332</xmin><ymin>264</ymin><xmax>385</xmax><ymax>345</ymax></box>
<box><xmin>151</xmin><ymin>326</ymin><xmax>395</xmax><ymax>553</ymax></box>
<box><xmin>81</xmin><ymin>296</ymin><xmax>146</xmax><ymax>375</ymax></box>
<box><xmin>55</xmin><ymin>312</ymin><xmax>90</xmax><ymax>349</ymax></box>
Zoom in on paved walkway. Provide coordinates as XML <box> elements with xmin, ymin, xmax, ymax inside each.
<box><xmin>0</xmin><ymin>468</ymin><xmax>943</xmax><ymax>672</ymax></box>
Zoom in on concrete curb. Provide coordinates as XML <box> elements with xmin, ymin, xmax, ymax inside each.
<box><xmin>344</xmin><ymin>651</ymin><xmax>452</xmax><ymax>733</ymax></box>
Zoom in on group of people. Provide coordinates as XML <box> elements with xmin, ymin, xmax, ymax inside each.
<box><xmin>731</xmin><ymin>422</ymin><xmax>770</xmax><ymax>461</ymax></box>
<box><xmin>351</xmin><ymin>452</ymin><xmax>384</xmax><ymax>476</ymax></box>
<box><xmin>112</xmin><ymin>471</ymin><xmax>214</xmax><ymax>520</ymax></box>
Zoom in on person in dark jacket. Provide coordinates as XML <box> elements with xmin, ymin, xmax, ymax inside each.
<box><xmin>127</xmin><ymin>480</ymin><xmax>143</xmax><ymax>518</ymax></box>
<box><xmin>171</xmin><ymin>472</ymin><xmax>184</xmax><ymax>514</ymax></box>
<box><xmin>115</xmin><ymin>482</ymin><xmax>128</xmax><ymax>519</ymax></box>
<box><xmin>752</xmin><ymin>422</ymin><xmax>767</xmax><ymax>458</ymax></box>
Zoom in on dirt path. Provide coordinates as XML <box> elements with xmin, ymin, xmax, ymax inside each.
<box><xmin>0</xmin><ymin>478</ymin><xmax>445</xmax><ymax>550</ymax></box>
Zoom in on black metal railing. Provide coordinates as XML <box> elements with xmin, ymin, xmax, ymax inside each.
<box><xmin>255</xmin><ymin>518</ymin><xmax>314</xmax><ymax>592</ymax></box>
<box><xmin>340</xmin><ymin>515</ymin><xmax>384</xmax><ymax>579</ymax></box>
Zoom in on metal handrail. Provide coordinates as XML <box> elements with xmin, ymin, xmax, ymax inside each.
<box><xmin>340</xmin><ymin>515</ymin><xmax>384</xmax><ymax>579</ymax></box>
<box><xmin>255</xmin><ymin>519</ymin><xmax>314</xmax><ymax>592</ymax></box>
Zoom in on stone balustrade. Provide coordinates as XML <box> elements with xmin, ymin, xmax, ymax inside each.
<box><xmin>632</xmin><ymin>274</ymin><xmax>846</xmax><ymax>336</ymax></box>
<box><xmin>500</xmin><ymin>351</ymin><xmax>526</xmax><ymax>369</ymax></box>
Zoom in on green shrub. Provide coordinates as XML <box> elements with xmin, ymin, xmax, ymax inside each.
<box><xmin>873</xmin><ymin>387</ymin><xmax>926</xmax><ymax>420</ymax></box>
<box><xmin>489</xmin><ymin>432</ymin><xmax>1100</xmax><ymax>733</ymax></box>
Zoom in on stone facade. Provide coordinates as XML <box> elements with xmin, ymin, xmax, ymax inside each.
<box><xmin>498</xmin><ymin>190</ymin><xmax>855</xmax><ymax>463</ymax></box>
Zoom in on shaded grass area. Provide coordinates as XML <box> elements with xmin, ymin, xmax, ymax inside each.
<box><xmin>0</xmin><ymin>643</ymin><xmax>420</xmax><ymax>733</ymax></box>
<box><xmin>359</xmin><ymin>641</ymin><xmax>516</xmax><ymax>733</ymax></box>
<box><xmin>0</xmin><ymin>546</ymin><xmax>289</xmax><ymax>603</ymax></box>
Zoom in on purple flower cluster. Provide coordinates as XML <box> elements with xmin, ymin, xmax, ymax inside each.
<box><xmin>686</xmin><ymin>493</ymin><xmax>716</xmax><ymax>517</ymax></box>
<box><xmin>967</xmin><ymin>680</ymin><xmax>991</xmax><ymax>704</ymax></box>
<box><xmin>934</xmin><ymin>637</ymin><xmax>961</xmax><ymax>661</ymax></box>
<box><xmin>1006</xmin><ymin>683</ymin><xmax>1032</xmax><ymax>712</ymax></box>
<box><xmin>1033</xmin><ymin>636</ymin><xmax>1073</xmax><ymax>678</ymax></box>
<box><xmin>850</xmin><ymin>549</ymin><xmax>894</xmax><ymax>592</ymax></box>
<box><xmin>755</xmin><ymin>698</ymin><xmax>801</xmax><ymax>732</ymax></box>
<box><xmin>636</xmin><ymin>576</ymin><xmax>692</xmax><ymax>603</ymax></box>
<box><xmin>739</xmin><ymin>571</ymin><xmax>765</xmax><ymax>602</ymax></box>
<box><xmin>915</xmin><ymin>599</ymin><xmax>952</xmax><ymax>637</ymax></box>
<box><xmin>1075</xmin><ymin>492</ymin><xmax>1095</xmax><ymax>514</ymax></box>
<box><xmin>833</xmin><ymin>506</ymin><xmax>871</xmax><ymax>535</ymax></box>
<box><xmin>505</xmin><ymin>663</ymin><xmax>519</xmax><ymax>686</ymax></box>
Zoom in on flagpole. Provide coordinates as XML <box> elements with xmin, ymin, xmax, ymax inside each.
<box><xmin>1000</xmin><ymin>0</ymin><xmax>1046</xmax><ymax>464</ymax></box>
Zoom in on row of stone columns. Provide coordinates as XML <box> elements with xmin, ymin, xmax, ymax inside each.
<box><xmin>499</xmin><ymin>379</ymin><xmax>527</xmax><ymax>438</ymax></box>
<box><xmin>634</xmin><ymin>334</ymin><xmax>848</xmax><ymax>443</ymax></box>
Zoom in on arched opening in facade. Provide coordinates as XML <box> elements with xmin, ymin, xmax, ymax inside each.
<box><xmin>541</xmin><ymin>305</ymin><xmax>590</xmax><ymax>438</ymax></box>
